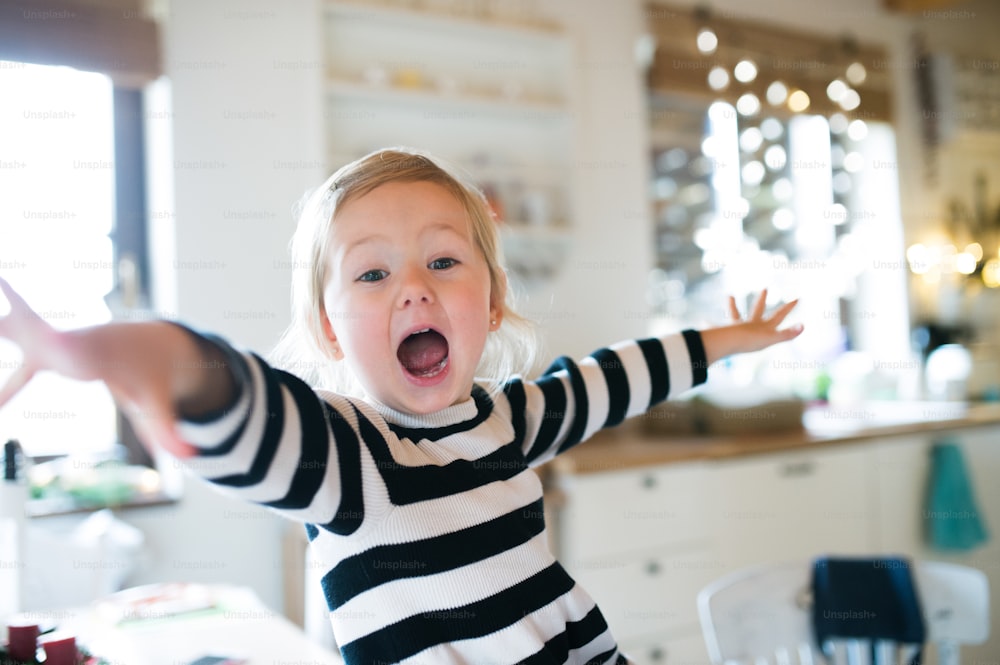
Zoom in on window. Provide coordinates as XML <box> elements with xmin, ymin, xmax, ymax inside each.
<box><xmin>0</xmin><ymin>60</ymin><xmax>162</xmax><ymax>513</ymax></box>
<box><xmin>648</xmin><ymin>94</ymin><xmax>910</xmax><ymax>401</ymax></box>
<box><xmin>644</xmin><ymin>3</ymin><xmax>912</xmax><ymax>401</ymax></box>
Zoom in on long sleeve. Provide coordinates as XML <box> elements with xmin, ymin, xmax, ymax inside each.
<box><xmin>175</xmin><ymin>335</ymin><xmax>371</xmax><ymax>534</ymax></box>
<box><xmin>508</xmin><ymin>329</ymin><xmax>707</xmax><ymax>467</ymax></box>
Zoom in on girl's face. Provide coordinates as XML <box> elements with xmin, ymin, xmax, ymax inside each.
<box><xmin>321</xmin><ymin>180</ymin><xmax>500</xmax><ymax>414</ymax></box>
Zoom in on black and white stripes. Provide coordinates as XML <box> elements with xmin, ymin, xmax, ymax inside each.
<box><xmin>177</xmin><ymin>330</ymin><xmax>707</xmax><ymax>664</ymax></box>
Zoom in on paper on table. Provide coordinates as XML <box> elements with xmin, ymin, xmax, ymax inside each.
<box><xmin>93</xmin><ymin>583</ymin><xmax>217</xmax><ymax>625</ymax></box>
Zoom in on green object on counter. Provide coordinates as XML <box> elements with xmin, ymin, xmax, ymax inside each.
<box><xmin>924</xmin><ymin>439</ymin><xmax>989</xmax><ymax>552</ymax></box>
<box><xmin>814</xmin><ymin>370</ymin><xmax>832</xmax><ymax>402</ymax></box>
<box><xmin>32</xmin><ymin>459</ymin><xmax>138</xmax><ymax>508</ymax></box>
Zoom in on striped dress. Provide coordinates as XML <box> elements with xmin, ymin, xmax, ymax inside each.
<box><xmin>178</xmin><ymin>329</ymin><xmax>708</xmax><ymax>664</ymax></box>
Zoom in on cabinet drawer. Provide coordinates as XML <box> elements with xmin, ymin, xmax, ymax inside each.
<box><xmin>619</xmin><ymin>631</ymin><xmax>709</xmax><ymax>665</ymax></box>
<box><xmin>709</xmin><ymin>445</ymin><xmax>875</xmax><ymax>567</ymax></box>
<box><xmin>559</xmin><ymin>461</ymin><xmax>709</xmax><ymax>560</ymax></box>
<box><xmin>571</xmin><ymin>550</ymin><xmax>719</xmax><ymax>641</ymax></box>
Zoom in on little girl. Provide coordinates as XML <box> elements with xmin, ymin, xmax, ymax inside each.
<box><xmin>0</xmin><ymin>148</ymin><xmax>801</xmax><ymax>664</ymax></box>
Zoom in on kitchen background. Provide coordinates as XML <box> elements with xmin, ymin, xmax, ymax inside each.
<box><xmin>1</xmin><ymin>0</ymin><xmax>999</xmax><ymax>661</ymax></box>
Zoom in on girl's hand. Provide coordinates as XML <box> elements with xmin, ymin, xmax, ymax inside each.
<box><xmin>702</xmin><ymin>289</ymin><xmax>803</xmax><ymax>364</ymax></box>
<box><xmin>0</xmin><ymin>277</ymin><xmax>91</xmax><ymax>399</ymax></box>
<box><xmin>726</xmin><ymin>289</ymin><xmax>803</xmax><ymax>353</ymax></box>
<box><xmin>0</xmin><ymin>277</ymin><xmax>194</xmax><ymax>458</ymax></box>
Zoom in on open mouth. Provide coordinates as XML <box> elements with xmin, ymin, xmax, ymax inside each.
<box><xmin>397</xmin><ymin>328</ymin><xmax>450</xmax><ymax>379</ymax></box>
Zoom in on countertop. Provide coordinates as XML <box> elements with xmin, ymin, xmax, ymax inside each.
<box><xmin>547</xmin><ymin>401</ymin><xmax>1000</xmax><ymax>475</ymax></box>
<box><xmin>60</xmin><ymin>584</ymin><xmax>344</xmax><ymax>665</ymax></box>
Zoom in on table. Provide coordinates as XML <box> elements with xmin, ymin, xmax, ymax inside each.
<box><xmin>61</xmin><ymin>584</ymin><xmax>344</xmax><ymax>665</ymax></box>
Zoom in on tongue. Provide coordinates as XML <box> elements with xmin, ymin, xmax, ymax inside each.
<box><xmin>397</xmin><ymin>330</ymin><xmax>448</xmax><ymax>375</ymax></box>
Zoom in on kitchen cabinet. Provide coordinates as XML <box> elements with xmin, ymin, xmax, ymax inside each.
<box><xmin>552</xmin><ymin>417</ymin><xmax>1000</xmax><ymax>662</ymax></box>
<box><xmin>873</xmin><ymin>429</ymin><xmax>999</xmax><ymax>558</ymax></box>
<box><xmin>322</xmin><ymin>0</ymin><xmax>576</xmax><ymax>288</ymax></box>
<box><xmin>618</xmin><ymin>631</ymin><xmax>707</xmax><ymax>665</ymax></box>
<box><xmin>708</xmin><ymin>443</ymin><xmax>877</xmax><ymax>570</ymax></box>
<box><xmin>556</xmin><ymin>444</ymin><xmax>875</xmax><ymax>661</ymax></box>
<box><xmin>872</xmin><ymin>427</ymin><xmax>1000</xmax><ymax>663</ymax></box>
<box><xmin>557</xmin><ymin>461</ymin><xmax>716</xmax><ymax>661</ymax></box>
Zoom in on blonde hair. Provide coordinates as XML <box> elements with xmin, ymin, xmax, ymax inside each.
<box><xmin>270</xmin><ymin>147</ymin><xmax>537</xmax><ymax>397</ymax></box>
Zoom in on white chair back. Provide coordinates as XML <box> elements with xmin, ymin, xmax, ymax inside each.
<box><xmin>697</xmin><ymin>560</ymin><xmax>989</xmax><ymax>665</ymax></box>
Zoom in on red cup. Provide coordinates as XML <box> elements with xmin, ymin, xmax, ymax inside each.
<box><xmin>6</xmin><ymin>619</ymin><xmax>40</xmax><ymax>661</ymax></box>
<box><xmin>38</xmin><ymin>631</ymin><xmax>77</xmax><ymax>665</ymax></box>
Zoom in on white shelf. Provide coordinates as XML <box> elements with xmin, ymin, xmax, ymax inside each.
<box><xmin>325</xmin><ymin>77</ymin><xmax>569</xmax><ymax>119</ymax></box>
<box><xmin>325</xmin><ymin>0</ymin><xmax>564</xmax><ymax>43</ymax></box>
<box><xmin>500</xmin><ymin>224</ymin><xmax>572</xmax><ymax>289</ymax></box>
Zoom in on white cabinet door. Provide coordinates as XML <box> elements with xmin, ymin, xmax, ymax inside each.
<box><xmin>557</xmin><ymin>460</ymin><xmax>714</xmax><ymax>642</ymax></box>
<box><xmin>558</xmin><ymin>461</ymin><xmax>711</xmax><ymax>562</ymax></box>
<box><xmin>574</xmin><ymin>549</ymin><xmax>721</xmax><ymax>641</ymax></box>
<box><xmin>708</xmin><ymin>444</ymin><xmax>876</xmax><ymax>571</ymax></box>
<box><xmin>874</xmin><ymin>426</ymin><xmax>999</xmax><ymax>561</ymax></box>
<box><xmin>872</xmin><ymin>434</ymin><xmax>934</xmax><ymax>554</ymax></box>
<box><xmin>873</xmin><ymin>426</ymin><xmax>1000</xmax><ymax>665</ymax></box>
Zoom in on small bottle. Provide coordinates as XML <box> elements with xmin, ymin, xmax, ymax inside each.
<box><xmin>1</xmin><ymin>439</ymin><xmax>28</xmax><ymax>622</ymax></box>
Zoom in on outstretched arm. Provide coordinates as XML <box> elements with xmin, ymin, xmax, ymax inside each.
<box><xmin>0</xmin><ymin>277</ymin><xmax>237</xmax><ymax>458</ymax></box>
<box><xmin>2</xmin><ymin>277</ymin><xmax>399</xmax><ymax>533</ymax></box>
<box><xmin>700</xmin><ymin>289</ymin><xmax>803</xmax><ymax>365</ymax></box>
<box><xmin>514</xmin><ymin>290</ymin><xmax>803</xmax><ymax>467</ymax></box>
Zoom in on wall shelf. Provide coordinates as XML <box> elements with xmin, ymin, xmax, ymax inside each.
<box><xmin>322</xmin><ymin>0</ymin><xmax>576</xmax><ymax>289</ymax></box>
<box><xmin>325</xmin><ymin>0</ymin><xmax>564</xmax><ymax>42</ymax></box>
<box><xmin>325</xmin><ymin>77</ymin><xmax>569</xmax><ymax>119</ymax></box>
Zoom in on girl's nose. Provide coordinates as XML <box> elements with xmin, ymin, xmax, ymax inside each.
<box><xmin>396</xmin><ymin>267</ymin><xmax>435</xmax><ymax>308</ymax></box>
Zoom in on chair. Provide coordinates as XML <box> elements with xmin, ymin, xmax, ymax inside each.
<box><xmin>697</xmin><ymin>559</ymin><xmax>989</xmax><ymax>665</ymax></box>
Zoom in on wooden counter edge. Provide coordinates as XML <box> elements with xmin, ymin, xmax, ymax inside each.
<box><xmin>545</xmin><ymin>402</ymin><xmax>1000</xmax><ymax>475</ymax></box>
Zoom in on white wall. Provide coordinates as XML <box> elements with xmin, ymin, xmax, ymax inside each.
<box><xmin>521</xmin><ymin>0</ymin><xmax>658</xmax><ymax>362</ymax></box>
<box><xmin>117</xmin><ymin>0</ymin><xmax>999</xmax><ymax>617</ymax></box>
<box><xmin>126</xmin><ymin>0</ymin><xmax>325</xmax><ymax>611</ymax></box>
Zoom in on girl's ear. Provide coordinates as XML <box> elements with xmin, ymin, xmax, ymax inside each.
<box><xmin>320</xmin><ymin>309</ymin><xmax>345</xmax><ymax>360</ymax></box>
<box><xmin>489</xmin><ymin>271</ymin><xmax>507</xmax><ymax>331</ymax></box>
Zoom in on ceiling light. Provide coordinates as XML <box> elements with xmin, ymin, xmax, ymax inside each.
<box><xmin>736</xmin><ymin>92</ymin><xmax>760</xmax><ymax>116</ymax></box>
<box><xmin>847</xmin><ymin>119</ymin><xmax>868</xmax><ymax>141</ymax></box>
<box><xmin>839</xmin><ymin>89</ymin><xmax>861</xmax><ymax>111</ymax></box>
<box><xmin>707</xmin><ymin>66</ymin><xmax>730</xmax><ymax>90</ymax></box>
<box><xmin>734</xmin><ymin>60</ymin><xmax>758</xmax><ymax>83</ymax></box>
<box><xmin>766</xmin><ymin>81</ymin><xmax>788</xmax><ymax>106</ymax></box>
<box><xmin>846</xmin><ymin>62</ymin><xmax>867</xmax><ymax>85</ymax></box>
<box><xmin>827</xmin><ymin>79</ymin><xmax>848</xmax><ymax>102</ymax></box>
<box><xmin>787</xmin><ymin>89</ymin><xmax>810</xmax><ymax>112</ymax></box>
<box><xmin>696</xmin><ymin>28</ymin><xmax>718</xmax><ymax>54</ymax></box>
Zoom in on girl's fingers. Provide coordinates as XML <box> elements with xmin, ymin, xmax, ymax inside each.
<box><xmin>768</xmin><ymin>299</ymin><xmax>800</xmax><ymax>327</ymax></box>
<box><xmin>778</xmin><ymin>322</ymin><xmax>805</xmax><ymax>340</ymax></box>
<box><xmin>125</xmin><ymin>398</ymin><xmax>194</xmax><ymax>460</ymax></box>
<box><xmin>0</xmin><ymin>277</ymin><xmax>34</xmax><ymax>319</ymax></box>
<box><xmin>728</xmin><ymin>296</ymin><xmax>742</xmax><ymax>322</ymax></box>
<box><xmin>0</xmin><ymin>277</ymin><xmax>51</xmax><ymax>350</ymax></box>
<box><xmin>0</xmin><ymin>275</ymin><xmax>17</xmax><ymax>302</ymax></box>
<box><xmin>1</xmin><ymin>278</ymin><xmax>196</xmax><ymax>459</ymax></box>
<box><xmin>149</xmin><ymin>418</ymin><xmax>195</xmax><ymax>459</ymax></box>
<box><xmin>0</xmin><ymin>362</ymin><xmax>36</xmax><ymax>409</ymax></box>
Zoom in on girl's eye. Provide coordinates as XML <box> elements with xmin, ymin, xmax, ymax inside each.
<box><xmin>429</xmin><ymin>257</ymin><xmax>457</xmax><ymax>270</ymax></box>
<box><xmin>357</xmin><ymin>269</ymin><xmax>387</xmax><ymax>283</ymax></box>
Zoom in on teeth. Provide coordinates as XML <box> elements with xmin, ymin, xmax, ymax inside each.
<box><xmin>411</xmin><ymin>356</ymin><xmax>448</xmax><ymax>379</ymax></box>
<box><xmin>423</xmin><ymin>357</ymin><xmax>447</xmax><ymax>378</ymax></box>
